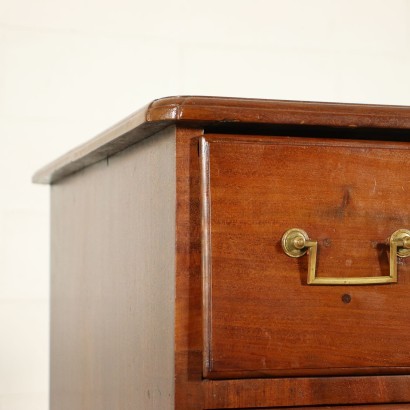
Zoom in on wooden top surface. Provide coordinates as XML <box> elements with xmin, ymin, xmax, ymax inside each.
<box><xmin>33</xmin><ymin>96</ymin><xmax>410</xmax><ymax>184</ymax></box>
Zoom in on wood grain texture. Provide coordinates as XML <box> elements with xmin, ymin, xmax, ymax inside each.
<box><xmin>174</xmin><ymin>127</ymin><xmax>206</xmax><ymax>409</ymax></box>
<box><xmin>33</xmin><ymin>96</ymin><xmax>410</xmax><ymax>184</ymax></box>
<box><xmin>242</xmin><ymin>406</ymin><xmax>410</xmax><ymax>410</ymax></box>
<box><xmin>204</xmin><ymin>376</ymin><xmax>410</xmax><ymax>408</ymax></box>
<box><xmin>294</xmin><ymin>407</ymin><xmax>410</xmax><ymax>410</ymax></box>
<box><xmin>50</xmin><ymin>126</ymin><xmax>176</xmax><ymax>410</ymax></box>
<box><xmin>42</xmin><ymin>98</ymin><xmax>410</xmax><ymax>410</ymax></box>
<box><xmin>201</xmin><ymin>135</ymin><xmax>410</xmax><ymax>380</ymax></box>
<box><xmin>174</xmin><ymin>129</ymin><xmax>410</xmax><ymax>409</ymax></box>
<box><xmin>149</xmin><ymin>96</ymin><xmax>410</xmax><ymax>129</ymax></box>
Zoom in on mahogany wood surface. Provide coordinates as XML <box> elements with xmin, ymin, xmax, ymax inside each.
<box><xmin>244</xmin><ymin>406</ymin><xmax>410</xmax><ymax>410</ymax></box>
<box><xmin>37</xmin><ymin>97</ymin><xmax>410</xmax><ymax>409</ymax></box>
<box><xmin>149</xmin><ymin>96</ymin><xmax>410</xmax><ymax>129</ymax></box>
<box><xmin>201</xmin><ymin>135</ymin><xmax>410</xmax><ymax>380</ymax></box>
<box><xmin>174</xmin><ymin>129</ymin><xmax>410</xmax><ymax>408</ymax></box>
<box><xmin>50</xmin><ymin>128</ymin><xmax>176</xmax><ymax>409</ymax></box>
<box><xmin>204</xmin><ymin>376</ymin><xmax>410</xmax><ymax>408</ymax></box>
<box><xmin>33</xmin><ymin>96</ymin><xmax>410</xmax><ymax>184</ymax></box>
<box><xmin>175</xmin><ymin>127</ymin><xmax>205</xmax><ymax>409</ymax></box>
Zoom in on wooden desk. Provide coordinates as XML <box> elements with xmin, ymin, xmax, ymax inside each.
<box><xmin>34</xmin><ymin>96</ymin><xmax>410</xmax><ymax>409</ymax></box>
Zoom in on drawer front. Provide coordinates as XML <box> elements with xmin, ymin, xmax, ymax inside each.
<box><xmin>241</xmin><ymin>406</ymin><xmax>410</xmax><ymax>410</ymax></box>
<box><xmin>200</xmin><ymin>134</ymin><xmax>410</xmax><ymax>379</ymax></box>
<box><xmin>241</xmin><ymin>407</ymin><xmax>410</xmax><ymax>410</ymax></box>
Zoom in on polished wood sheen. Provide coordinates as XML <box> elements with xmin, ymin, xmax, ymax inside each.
<box><xmin>201</xmin><ymin>135</ymin><xmax>410</xmax><ymax>379</ymax></box>
<box><xmin>33</xmin><ymin>96</ymin><xmax>410</xmax><ymax>184</ymax></box>
<box><xmin>35</xmin><ymin>96</ymin><xmax>410</xmax><ymax>409</ymax></box>
<box><xmin>246</xmin><ymin>406</ymin><xmax>410</xmax><ymax>410</ymax></box>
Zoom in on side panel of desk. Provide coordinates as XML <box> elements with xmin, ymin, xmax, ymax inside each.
<box><xmin>50</xmin><ymin>126</ymin><xmax>176</xmax><ymax>409</ymax></box>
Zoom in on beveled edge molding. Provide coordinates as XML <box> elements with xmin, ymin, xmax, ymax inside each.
<box><xmin>33</xmin><ymin>103</ymin><xmax>163</xmax><ymax>184</ymax></box>
<box><xmin>149</xmin><ymin>96</ymin><xmax>410</xmax><ymax>128</ymax></box>
<box><xmin>33</xmin><ymin>96</ymin><xmax>410</xmax><ymax>184</ymax></box>
<box><xmin>199</xmin><ymin>136</ymin><xmax>213</xmax><ymax>378</ymax></box>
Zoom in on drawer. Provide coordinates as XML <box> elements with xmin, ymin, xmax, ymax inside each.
<box><xmin>200</xmin><ymin>134</ymin><xmax>410</xmax><ymax>379</ymax></box>
<box><xmin>243</xmin><ymin>407</ymin><xmax>410</xmax><ymax>410</ymax></box>
<box><xmin>242</xmin><ymin>406</ymin><xmax>410</xmax><ymax>410</ymax></box>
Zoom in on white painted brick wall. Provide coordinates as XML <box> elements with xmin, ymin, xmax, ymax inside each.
<box><xmin>0</xmin><ymin>0</ymin><xmax>409</xmax><ymax>408</ymax></box>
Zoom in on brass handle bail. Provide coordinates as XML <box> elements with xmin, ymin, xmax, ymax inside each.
<box><xmin>388</xmin><ymin>229</ymin><xmax>410</xmax><ymax>283</ymax></box>
<box><xmin>281</xmin><ymin>228</ymin><xmax>318</xmax><ymax>284</ymax></box>
<box><xmin>281</xmin><ymin>228</ymin><xmax>410</xmax><ymax>285</ymax></box>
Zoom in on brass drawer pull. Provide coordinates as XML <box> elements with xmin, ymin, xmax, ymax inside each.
<box><xmin>281</xmin><ymin>228</ymin><xmax>410</xmax><ymax>285</ymax></box>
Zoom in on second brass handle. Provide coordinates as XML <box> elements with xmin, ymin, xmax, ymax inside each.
<box><xmin>281</xmin><ymin>228</ymin><xmax>410</xmax><ymax>285</ymax></box>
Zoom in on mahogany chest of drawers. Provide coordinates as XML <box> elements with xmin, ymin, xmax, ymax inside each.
<box><xmin>34</xmin><ymin>96</ymin><xmax>410</xmax><ymax>409</ymax></box>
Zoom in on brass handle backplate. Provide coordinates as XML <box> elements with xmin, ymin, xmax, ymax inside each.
<box><xmin>281</xmin><ymin>228</ymin><xmax>410</xmax><ymax>285</ymax></box>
